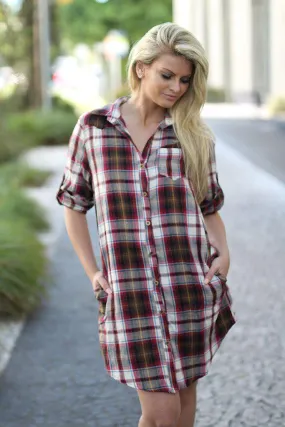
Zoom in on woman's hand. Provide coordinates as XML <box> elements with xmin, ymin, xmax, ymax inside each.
<box><xmin>92</xmin><ymin>271</ymin><xmax>112</xmax><ymax>295</ymax></box>
<box><xmin>204</xmin><ymin>254</ymin><xmax>230</xmax><ymax>284</ymax></box>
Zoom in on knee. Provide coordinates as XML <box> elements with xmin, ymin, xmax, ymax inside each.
<box><xmin>141</xmin><ymin>411</ymin><xmax>180</xmax><ymax>427</ymax></box>
<box><xmin>154</xmin><ymin>419</ymin><xmax>179</xmax><ymax>427</ymax></box>
<box><xmin>154</xmin><ymin>411</ymin><xmax>180</xmax><ymax>427</ymax></box>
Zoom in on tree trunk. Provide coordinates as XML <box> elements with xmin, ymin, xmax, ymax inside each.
<box><xmin>20</xmin><ymin>0</ymin><xmax>41</xmax><ymax>108</ymax></box>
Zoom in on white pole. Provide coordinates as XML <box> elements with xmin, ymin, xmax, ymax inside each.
<box><xmin>38</xmin><ymin>0</ymin><xmax>52</xmax><ymax>110</ymax></box>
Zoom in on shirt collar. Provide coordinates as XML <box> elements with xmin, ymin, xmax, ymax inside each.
<box><xmin>105</xmin><ymin>96</ymin><xmax>173</xmax><ymax>128</ymax></box>
<box><xmin>162</xmin><ymin>109</ymin><xmax>173</xmax><ymax>128</ymax></box>
<box><xmin>106</xmin><ymin>96</ymin><xmax>128</xmax><ymax>123</ymax></box>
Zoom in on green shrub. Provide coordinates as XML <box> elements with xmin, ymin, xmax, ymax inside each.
<box><xmin>0</xmin><ymin>162</ymin><xmax>51</xmax><ymax>187</ymax></box>
<box><xmin>0</xmin><ymin>220</ymin><xmax>49</xmax><ymax>318</ymax></box>
<box><xmin>0</xmin><ymin>121</ymin><xmax>31</xmax><ymax>164</ymax></box>
<box><xmin>0</xmin><ymin>108</ymin><xmax>77</xmax><ymax>164</ymax></box>
<box><xmin>0</xmin><ymin>187</ymin><xmax>50</xmax><ymax>232</ymax></box>
<box><xmin>52</xmin><ymin>95</ymin><xmax>76</xmax><ymax>114</ymax></box>
<box><xmin>5</xmin><ymin>109</ymin><xmax>77</xmax><ymax>147</ymax></box>
<box><xmin>206</xmin><ymin>87</ymin><xmax>226</xmax><ymax>103</ymax></box>
<box><xmin>268</xmin><ymin>96</ymin><xmax>285</xmax><ymax>115</ymax></box>
<box><xmin>0</xmin><ymin>161</ymin><xmax>51</xmax><ymax>188</ymax></box>
<box><xmin>0</xmin><ymin>91</ymin><xmax>26</xmax><ymax>113</ymax></box>
<box><xmin>0</xmin><ymin>92</ymin><xmax>75</xmax><ymax>115</ymax></box>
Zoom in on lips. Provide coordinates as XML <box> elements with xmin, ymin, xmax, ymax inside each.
<box><xmin>163</xmin><ymin>94</ymin><xmax>177</xmax><ymax>101</ymax></box>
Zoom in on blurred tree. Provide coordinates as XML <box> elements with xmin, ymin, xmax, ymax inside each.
<box><xmin>20</xmin><ymin>0</ymin><xmax>60</xmax><ymax>108</ymax></box>
<box><xmin>50</xmin><ymin>1</ymin><xmax>60</xmax><ymax>61</ymax></box>
<box><xmin>0</xmin><ymin>1</ymin><xmax>25</xmax><ymax>67</ymax></box>
<box><xmin>58</xmin><ymin>0</ymin><xmax>172</xmax><ymax>46</ymax></box>
<box><xmin>20</xmin><ymin>0</ymin><xmax>37</xmax><ymax>107</ymax></box>
<box><xmin>0</xmin><ymin>0</ymin><xmax>60</xmax><ymax>108</ymax></box>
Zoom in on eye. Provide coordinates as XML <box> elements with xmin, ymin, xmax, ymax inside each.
<box><xmin>181</xmin><ymin>78</ymin><xmax>190</xmax><ymax>84</ymax></box>
<box><xmin>161</xmin><ymin>74</ymin><xmax>171</xmax><ymax>80</ymax></box>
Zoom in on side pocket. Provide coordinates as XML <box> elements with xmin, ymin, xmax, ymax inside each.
<box><xmin>97</xmin><ymin>290</ymin><xmax>111</xmax><ymax>324</ymax></box>
<box><xmin>214</xmin><ymin>272</ymin><xmax>233</xmax><ymax>306</ymax></box>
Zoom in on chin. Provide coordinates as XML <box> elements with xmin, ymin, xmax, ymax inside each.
<box><xmin>149</xmin><ymin>94</ymin><xmax>178</xmax><ymax>109</ymax></box>
<box><xmin>155</xmin><ymin>98</ymin><xmax>175</xmax><ymax>108</ymax></box>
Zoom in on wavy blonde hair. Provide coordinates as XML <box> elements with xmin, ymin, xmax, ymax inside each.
<box><xmin>127</xmin><ymin>22</ymin><xmax>214</xmax><ymax>204</ymax></box>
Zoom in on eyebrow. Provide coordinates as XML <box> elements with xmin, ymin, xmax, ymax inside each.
<box><xmin>161</xmin><ymin>68</ymin><xmax>192</xmax><ymax>78</ymax></box>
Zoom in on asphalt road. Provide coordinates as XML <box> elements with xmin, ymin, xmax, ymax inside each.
<box><xmin>0</xmin><ymin>118</ymin><xmax>284</xmax><ymax>427</ymax></box>
<box><xmin>206</xmin><ymin>118</ymin><xmax>285</xmax><ymax>185</ymax></box>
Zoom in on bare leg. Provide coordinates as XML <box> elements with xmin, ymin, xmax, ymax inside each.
<box><xmin>137</xmin><ymin>389</ymin><xmax>181</xmax><ymax>427</ymax></box>
<box><xmin>176</xmin><ymin>381</ymin><xmax>198</xmax><ymax>427</ymax></box>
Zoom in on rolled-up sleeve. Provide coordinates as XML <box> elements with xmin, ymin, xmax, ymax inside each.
<box><xmin>199</xmin><ymin>140</ymin><xmax>224</xmax><ymax>215</ymax></box>
<box><xmin>56</xmin><ymin>117</ymin><xmax>94</xmax><ymax>213</ymax></box>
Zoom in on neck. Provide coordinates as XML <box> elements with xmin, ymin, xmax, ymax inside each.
<box><xmin>127</xmin><ymin>91</ymin><xmax>166</xmax><ymax>126</ymax></box>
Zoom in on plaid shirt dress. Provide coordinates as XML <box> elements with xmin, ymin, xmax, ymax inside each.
<box><xmin>56</xmin><ymin>96</ymin><xmax>236</xmax><ymax>394</ymax></box>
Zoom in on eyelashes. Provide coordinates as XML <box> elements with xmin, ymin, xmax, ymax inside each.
<box><xmin>161</xmin><ymin>74</ymin><xmax>190</xmax><ymax>84</ymax></box>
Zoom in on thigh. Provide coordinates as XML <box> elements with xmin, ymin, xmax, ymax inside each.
<box><xmin>137</xmin><ymin>389</ymin><xmax>181</xmax><ymax>422</ymax></box>
<box><xmin>179</xmin><ymin>380</ymin><xmax>198</xmax><ymax>405</ymax></box>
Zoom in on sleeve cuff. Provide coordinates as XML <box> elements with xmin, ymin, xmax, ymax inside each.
<box><xmin>200</xmin><ymin>188</ymin><xmax>224</xmax><ymax>215</ymax></box>
<box><xmin>56</xmin><ymin>189</ymin><xmax>94</xmax><ymax>213</ymax></box>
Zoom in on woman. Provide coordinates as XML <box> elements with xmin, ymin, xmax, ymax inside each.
<box><xmin>56</xmin><ymin>22</ymin><xmax>236</xmax><ymax>427</ymax></box>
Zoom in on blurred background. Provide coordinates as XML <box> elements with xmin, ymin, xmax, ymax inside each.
<box><xmin>0</xmin><ymin>1</ymin><xmax>285</xmax><ymax>426</ymax></box>
<box><xmin>2</xmin><ymin>0</ymin><xmax>285</xmax><ymax>115</ymax></box>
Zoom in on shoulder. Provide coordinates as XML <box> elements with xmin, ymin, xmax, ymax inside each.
<box><xmin>77</xmin><ymin>103</ymin><xmax>113</xmax><ymax>129</ymax></box>
<box><xmin>78</xmin><ymin>97</ymin><xmax>126</xmax><ymax>129</ymax></box>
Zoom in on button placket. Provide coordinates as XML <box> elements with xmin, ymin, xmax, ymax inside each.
<box><xmin>138</xmin><ymin>148</ymin><xmax>176</xmax><ymax>381</ymax></box>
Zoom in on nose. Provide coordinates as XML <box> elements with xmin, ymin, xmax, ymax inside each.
<box><xmin>169</xmin><ymin>79</ymin><xmax>181</xmax><ymax>94</ymax></box>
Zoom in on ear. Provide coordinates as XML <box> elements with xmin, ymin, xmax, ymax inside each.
<box><xmin>135</xmin><ymin>61</ymin><xmax>145</xmax><ymax>79</ymax></box>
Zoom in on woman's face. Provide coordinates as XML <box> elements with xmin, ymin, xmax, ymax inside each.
<box><xmin>137</xmin><ymin>53</ymin><xmax>193</xmax><ymax>108</ymax></box>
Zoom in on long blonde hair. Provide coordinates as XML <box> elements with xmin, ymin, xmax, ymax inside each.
<box><xmin>127</xmin><ymin>22</ymin><xmax>214</xmax><ymax>204</ymax></box>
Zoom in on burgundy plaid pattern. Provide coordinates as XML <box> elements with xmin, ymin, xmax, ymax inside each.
<box><xmin>56</xmin><ymin>96</ymin><xmax>236</xmax><ymax>394</ymax></box>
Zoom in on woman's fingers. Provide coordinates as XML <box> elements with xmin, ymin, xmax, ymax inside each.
<box><xmin>98</xmin><ymin>276</ymin><xmax>112</xmax><ymax>294</ymax></box>
<box><xmin>92</xmin><ymin>271</ymin><xmax>103</xmax><ymax>290</ymax></box>
<box><xmin>204</xmin><ymin>269</ymin><xmax>227</xmax><ymax>285</ymax></box>
<box><xmin>204</xmin><ymin>257</ymin><xmax>228</xmax><ymax>284</ymax></box>
<box><xmin>204</xmin><ymin>267</ymin><xmax>215</xmax><ymax>285</ymax></box>
<box><xmin>215</xmin><ymin>271</ymin><xmax>227</xmax><ymax>282</ymax></box>
<box><xmin>92</xmin><ymin>271</ymin><xmax>112</xmax><ymax>294</ymax></box>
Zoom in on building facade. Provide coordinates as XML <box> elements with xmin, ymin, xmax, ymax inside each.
<box><xmin>173</xmin><ymin>0</ymin><xmax>285</xmax><ymax>103</ymax></box>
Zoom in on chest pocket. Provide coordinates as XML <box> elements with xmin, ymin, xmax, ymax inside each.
<box><xmin>157</xmin><ymin>147</ymin><xmax>185</xmax><ymax>181</ymax></box>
